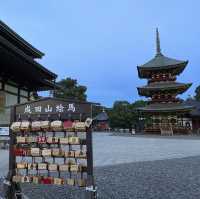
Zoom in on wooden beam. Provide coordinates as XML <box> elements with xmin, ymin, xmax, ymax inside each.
<box><xmin>28</xmin><ymin>91</ymin><xmax>30</xmax><ymax>101</ymax></box>
<box><xmin>17</xmin><ymin>87</ymin><xmax>20</xmax><ymax>104</ymax></box>
<box><xmin>2</xmin><ymin>80</ymin><xmax>5</xmax><ymax>90</ymax></box>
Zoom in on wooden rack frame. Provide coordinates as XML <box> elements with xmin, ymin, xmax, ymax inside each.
<box><xmin>5</xmin><ymin>97</ymin><xmax>96</xmax><ymax>199</ymax></box>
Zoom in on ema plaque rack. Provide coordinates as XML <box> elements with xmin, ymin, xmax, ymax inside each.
<box><xmin>5</xmin><ymin>98</ymin><xmax>97</xmax><ymax>199</ymax></box>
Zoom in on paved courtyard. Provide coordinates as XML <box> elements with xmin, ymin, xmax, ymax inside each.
<box><xmin>93</xmin><ymin>133</ymin><xmax>200</xmax><ymax>166</ymax></box>
<box><xmin>1</xmin><ymin>133</ymin><xmax>200</xmax><ymax>198</ymax></box>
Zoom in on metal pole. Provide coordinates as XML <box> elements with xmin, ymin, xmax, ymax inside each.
<box><xmin>5</xmin><ymin>105</ymin><xmax>21</xmax><ymax>199</ymax></box>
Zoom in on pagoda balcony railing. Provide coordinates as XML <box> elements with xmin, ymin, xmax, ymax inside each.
<box><xmin>150</xmin><ymin>98</ymin><xmax>180</xmax><ymax>103</ymax></box>
<box><xmin>148</xmin><ymin>77</ymin><xmax>176</xmax><ymax>83</ymax></box>
<box><xmin>145</xmin><ymin>123</ymin><xmax>192</xmax><ymax>131</ymax></box>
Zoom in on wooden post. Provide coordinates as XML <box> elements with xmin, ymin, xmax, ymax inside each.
<box><xmin>17</xmin><ymin>87</ymin><xmax>20</xmax><ymax>104</ymax></box>
<box><xmin>85</xmin><ymin>127</ymin><xmax>96</xmax><ymax>199</ymax></box>
<box><xmin>27</xmin><ymin>91</ymin><xmax>30</xmax><ymax>101</ymax></box>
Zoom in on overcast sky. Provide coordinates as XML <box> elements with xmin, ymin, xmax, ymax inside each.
<box><xmin>1</xmin><ymin>1</ymin><xmax>199</xmax><ymax>107</ymax></box>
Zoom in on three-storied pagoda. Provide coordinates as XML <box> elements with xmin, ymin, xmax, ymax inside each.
<box><xmin>137</xmin><ymin>29</ymin><xmax>193</xmax><ymax>134</ymax></box>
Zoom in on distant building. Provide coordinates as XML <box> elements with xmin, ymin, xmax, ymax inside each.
<box><xmin>137</xmin><ymin>29</ymin><xmax>193</xmax><ymax>134</ymax></box>
<box><xmin>184</xmin><ymin>99</ymin><xmax>200</xmax><ymax>133</ymax></box>
<box><xmin>93</xmin><ymin>110</ymin><xmax>109</xmax><ymax>131</ymax></box>
<box><xmin>0</xmin><ymin>20</ymin><xmax>58</xmax><ymax>128</ymax></box>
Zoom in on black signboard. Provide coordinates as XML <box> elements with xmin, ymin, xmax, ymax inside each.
<box><xmin>15</xmin><ymin>98</ymin><xmax>91</xmax><ymax>120</ymax></box>
<box><xmin>5</xmin><ymin>98</ymin><xmax>97</xmax><ymax>199</ymax></box>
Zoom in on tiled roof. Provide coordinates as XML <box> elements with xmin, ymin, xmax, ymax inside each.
<box><xmin>184</xmin><ymin>99</ymin><xmax>200</xmax><ymax>117</ymax></box>
<box><xmin>138</xmin><ymin>102</ymin><xmax>193</xmax><ymax>113</ymax></box>
<box><xmin>137</xmin><ymin>82</ymin><xmax>192</xmax><ymax>96</ymax></box>
<box><xmin>94</xmin><ymin>111</ymin><xmax>109</xmax><ymax>121</ymax></box>
<box><xmin>138</xmin><ymin>54</ymin><xmax>187</xmax><ymax>69</ymax></box>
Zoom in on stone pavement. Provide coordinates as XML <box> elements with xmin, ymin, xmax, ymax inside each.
<box><xmin>2</xmin><ymin>133</ymin><xmax>200</xmax><ymax>169</ymax></box>
<box><xmin>94</xmin><ymin>133</ymin><xmax>200</xmax><ymax>166</ymax></box>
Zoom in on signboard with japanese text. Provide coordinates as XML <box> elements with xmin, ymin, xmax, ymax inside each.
<box><xmin>15</xmin><ymin>98</ymin><xmax>91</xmax><ymax>120</ymax></box>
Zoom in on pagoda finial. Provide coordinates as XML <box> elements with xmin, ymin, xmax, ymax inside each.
<box><xmin>156</xmin><ymin>28</ymin><xmax>162</xmax><ymax>55</ymax></box>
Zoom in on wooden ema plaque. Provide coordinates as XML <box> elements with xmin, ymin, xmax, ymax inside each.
<box><xmin>6</xmin><ymin>98</ymin><xmax>96</xmax><ymax>199</ymax></box>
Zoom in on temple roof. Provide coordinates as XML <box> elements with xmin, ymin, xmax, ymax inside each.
<box><xmin>0</xmin><ymin>20</ymin><xmax>44</xmax><ymax>59</ymax></box>
<box><xmin>137</xmin><ymin>29</ymin><xmax>188</xmax><ymax>78</ymax></box>
<box><xmin>0</xmin><ymin>20</ymin><xmax>58</xmax><ymax>91</ymax></box>
<box><xmin>93</xmin><ymin>111</ymin><xmax>109</xmax><ymax>121</ymax></box>
<box><xmin>137</xmin><ymin>102</ymin><xmax>193</xmax><ymax>113</ymax></box>
<box><xmin>184</xmin><ymin>99</ymin><xmax>200</xmax><ymax>117</ymax></box>
<box><xmin>137</xmin><ymin>82</ymin><xmax>192</xmax><ymax>97</ymax></box>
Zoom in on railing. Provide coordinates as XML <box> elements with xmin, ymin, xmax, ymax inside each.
<box><xmin>150</xmin><ymin>98</ymin><xmax>180</xmax><ymax>103</ymax></box>
<box><xmin>145</xmin><ymin>123</ymin><xmax>192</xmax><ymax>134</ymax></box>
<box><xmin>148</xmin><ymin>77</ymin><xmax>176</xmax><ymax>83</ymax></box>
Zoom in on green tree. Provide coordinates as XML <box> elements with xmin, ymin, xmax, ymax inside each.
<box><xmin>132</xmin><ymin>100</ymin><xmax>147</xmax><ymax>108</ymax></box>
<box><xmin>132</xmin><ymin>100</ymin><xmax>147</xmax><ymax>123</ymax></box>
<box><xmin>195</xmin><ymin>85</ymin><xmax>200</xmax><ymax>101</ymax></box>
<box><xmin>108</xmin><ymin>100</ymin><xmax>147</xmax><ymax>132</ymax></box>
<box><xmin>109</xmin><ymin>101</ymin><xmax>134</xmax><ymax>131</ymax></box>
<box><xmin>54</xmin><ymin>78</ymin><xmax>87</xmax><ymax>101</ymax></box>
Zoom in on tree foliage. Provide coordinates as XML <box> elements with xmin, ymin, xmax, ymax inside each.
<box><xmin>54</xmin><ymin>78</ymin><xmax>87</xmax><ymax>101</ymax></box>
<box><xmin>108</xmin><ymin>100</ymin><xmax>147</xmax><ymax>131</ymax></box>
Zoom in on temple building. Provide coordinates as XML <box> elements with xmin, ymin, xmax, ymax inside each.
<box><xmin>0</xmin><ymin>20</ymin><xmax>58</xmax><ymax>128</ymax></box>
<box><xmin>137</xmin><ymin>29</ymin><xmax>193</xmax><ymax>134</ymax></box>
<box><xmin>93</xmin><ymin>109</ymin><xmax>109</xmax><ymax>131</ymax></box>
<box><xmin>184</xmin><ymin>99</ymin><xmax>200</xmax><ymax>133</ymax></box>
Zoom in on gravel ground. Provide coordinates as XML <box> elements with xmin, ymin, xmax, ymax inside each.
<box><xmin>0</xmin><ymin>150</ymin><xmax>9</xmax><ymax>177</ymax></box>
<box><xmin>2</xmin><ymin>133</ymin><xmax>200</xmax><ymax>198</ymax></box>
<box><xmin>1</xmin><ymin>156</ymin><xmax>200</xmax><ymax>199</ymax></box>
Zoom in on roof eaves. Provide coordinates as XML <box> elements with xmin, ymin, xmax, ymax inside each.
<box><xmin>0</xmin><ymin>20</ymin><xmax>44</xmax><ymax>58</ymax></box>
<box><xmin>0</xmin><ymin>34</ymin><xmax>57</xmax><ymax>79</ymax></box>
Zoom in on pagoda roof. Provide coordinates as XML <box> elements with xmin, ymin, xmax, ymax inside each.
<box><xmin>137</xmin><ymin>102</ymin><xmax>193</xmax><ymax>113</ymax></box>
<box><xmin>137</xmin><ymin>29</ymin><xmax>188</xmax><ymax>78</ymax></box>
<box><xmin>137</xmin><ymin>55</ymin><xmax>188</xmax><ymax>78</ymax></box>
<box><xmin>137</xmin><ymin>82</ymin><xmax>192</xmax><ymax>97</ymax></box>
<box><xmin>0</xmin><ymin>20</ymin><xmax>44</xmax><ymax>59</ymax></box>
